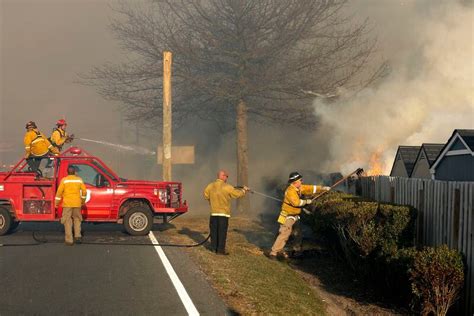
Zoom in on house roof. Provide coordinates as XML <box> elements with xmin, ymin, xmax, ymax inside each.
<box><xmin>394</xmin><ymin>145</ymin><xmax>421</xmax><ymax>176</ymax></box>
<box><xmin>430</xmin><ymin>129</ymin><xmax>474</xmax><ymax>172</ymax></box>
<box><xmin>421</xmin><ymin>143</ymin><xmax>444</xmax><ymax>165</ymax></box>
<box><xmin>456</xmin><ymin>129</ymin><xmax>474</xmax><ymax>151</ymax></box>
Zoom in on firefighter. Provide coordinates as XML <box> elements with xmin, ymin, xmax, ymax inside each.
<box><xmin>23</xmin><ymin>121</ymin><xmax>59</xmax><ymax>177</ymax></box>
<box><xmin>267</xmin><ymin>172</ymin><xmax>330</xmax><ymax>260</ymax></box>
<box><xmin>50</xmin><ymin>119</ymin><xmax>74</xmax><ymax>152</ymax></box>
<box><xmin>204</xmin><ymin>170</ymin><xmax>249</xmax><ymax>255</ymax></box>
<box><xmin>55</xmin><ymin>166</ymin><xmax>87</xmax><ymax>245</ymax></box>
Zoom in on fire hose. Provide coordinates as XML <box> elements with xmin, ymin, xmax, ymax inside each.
<box><xmin>0</xmin><ymin>168</ymin><xmax>363</xmax><ymax>247</ymax></box>
<box><xmin>248</xmin><ymin>168</ymin><xmax>364</xmax><ymax>214</ymax></box>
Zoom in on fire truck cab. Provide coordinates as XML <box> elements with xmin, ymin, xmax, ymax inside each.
<box><xmin>0</xmin><ymin>147</ymin><xmax>188</xmax><ymax>236</ymax></box>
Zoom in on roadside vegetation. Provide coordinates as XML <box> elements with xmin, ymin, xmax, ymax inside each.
<box><xmin>161</xmin><ymin>191</ymin><xmax>465</xmax><ymax>315</ymax></box>
<box><xmin>159</xmin><ymin>217</ymin><xmax>325</xmax><ymax>315</ymax></box>
<box><xmin>308</xmin><ymin>192</ymin><xmax>465</xmax><ymax>315</ymax></box>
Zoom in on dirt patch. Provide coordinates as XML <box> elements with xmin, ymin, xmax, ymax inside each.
<box><xmin>290</xmin><ymin>248</ymin><xmax>407</xmax><ymax>315</ymax></box>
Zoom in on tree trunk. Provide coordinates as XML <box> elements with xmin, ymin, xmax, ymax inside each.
<box><xmin>236</xmin><ymin>99</ymin><xmax>250</xmax><ymax>213</ymax></box>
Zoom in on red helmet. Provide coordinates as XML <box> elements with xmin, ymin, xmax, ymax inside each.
<box><xmin>56</xmin><ymin>119</ymin><xmax>67</xmax><ymax>126</ymax></box>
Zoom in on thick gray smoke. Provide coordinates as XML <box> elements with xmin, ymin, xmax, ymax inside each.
<box><xmin>314</xmin><ymin>0</ymin><xmax>474</xmax><ymax>175</ymax></box>
<box><xmin>1</xmin><ymin>0</ymin><xmax>473</xmax><ymax>217</ymax></box>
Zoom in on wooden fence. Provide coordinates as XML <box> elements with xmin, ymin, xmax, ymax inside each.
<box><xmin>358</xmin><ymin>176</ymin><xmax>473</xmax><ymax>316</ymax></box>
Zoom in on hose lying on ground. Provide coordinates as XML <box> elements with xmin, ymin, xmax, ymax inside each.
<box><xmin>0</xmin><ymin>231</ymin><xmax>210</xmax><ymax>247</ymax></box>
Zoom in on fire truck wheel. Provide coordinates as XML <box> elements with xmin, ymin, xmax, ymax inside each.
<box><xmin>0</xmin><ymin>206</ymin><xmax>12</xmax><ymax>236</ymax></box>
<box><xmin>124</xmin><ymin>206</ymin><xmax>153</xmax><ymax>236</ymax></box>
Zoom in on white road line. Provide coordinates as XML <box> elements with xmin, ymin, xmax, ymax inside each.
<box><xmin>148</xmin><ymin>231</ymin><xmax>200</xmax><ymax>316</ymax></box>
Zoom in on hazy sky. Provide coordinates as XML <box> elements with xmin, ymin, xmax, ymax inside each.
<box><xmin>0</xmin><ymin>0</ymin><xmax>472</xmax><ymax>193</ymax></box>
<box><xmin>1</xmin><ymin>0</ymin><xmax>123</xmax><ymax>159</ymax></box>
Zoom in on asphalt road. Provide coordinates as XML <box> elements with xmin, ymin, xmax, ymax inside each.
<box><xmin>0</xmin><ymin>222</ymin><xmax>229</xmax><ymax>316</ymax></box>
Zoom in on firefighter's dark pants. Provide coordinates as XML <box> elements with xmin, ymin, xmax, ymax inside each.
<box><xmin>26</xmin><ymin>154</ymin><xmax>48</xmax><ymax>177</ymax></box>
<box><xmin>209</xmin><ymin>216</ymin><xmax>229</xmax><ymax>253</ymax></box>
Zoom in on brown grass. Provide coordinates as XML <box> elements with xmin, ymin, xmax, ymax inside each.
<box><xmin>158</xmin><ymin>216</ymin><xmax>326</xmax><ymax>315</ymax></box>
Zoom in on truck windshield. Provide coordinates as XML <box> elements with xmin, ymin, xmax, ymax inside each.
<box><xmin>92</xmin><ymin>160</ymin><xmax>119</xmax><ymax>181</ymax></box>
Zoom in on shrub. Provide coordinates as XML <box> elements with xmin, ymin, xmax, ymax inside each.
<box><xmin>308</xmin><ymin>192</ymin><xmax>416</xmax><ymax>260</ymax></box>
<box><xmin>376</xmin><ymin>204</ymin><xmax>417</xmax><ymax>257</ymax></box>
<box><xmin>307</xmin><ymin>193</ymin><xmax>465</xmax><ymax>314</ymax></box>
<box><xmin>409</xmin><ymin>245</ymin><xmax>464</xmax><ymax>316</ymax></box>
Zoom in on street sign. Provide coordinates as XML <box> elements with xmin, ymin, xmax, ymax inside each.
<box><xmin>157</xmin><ymin>146</ymin><xmax>195</xmax><ymax>164</ymax></box>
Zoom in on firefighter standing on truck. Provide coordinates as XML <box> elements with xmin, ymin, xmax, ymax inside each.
<box><xmin>23</xmin><ymin>121</ymin><xmax>59</xmax><ymax>177</ymax></box>
<box><xmin>55</xmin><ymin>166</ymin><xmax>87</xmax><ymax>246</ymax></box>
<box><xmin>267</xmin><ymin>172</ymin><xmax>329</xmax><ymax>260</ymax></box>
<box><xmin>204</xmin><ymin>170</ymin><xmax>249</xmax><ymax>255</ymax></box>
<box><xmin>50</xmin><ymin>119</ymin><xmax>74</xmax><ymax>152</ymax></box>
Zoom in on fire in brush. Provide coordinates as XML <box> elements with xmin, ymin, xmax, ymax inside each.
<box><xmin>365</xmin><ymin>148</ymin><xmax>386</xmax><ymax>176</ymax></box>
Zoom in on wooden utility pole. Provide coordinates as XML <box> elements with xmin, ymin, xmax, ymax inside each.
<box><xmin>162</xmin><ymin>51</ymin><xmax>172</xmax><ymax>181</ymax></box>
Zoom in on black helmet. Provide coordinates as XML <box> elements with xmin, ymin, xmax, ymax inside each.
<box><xmin>25</xmin><ymin>121</ymin><xmax>37</xmax><ymax>129</ymax></box>
<box><xmin>288</xmin><ymin>171</ymin><xmax>302</xmax><ymax>183</ymax></box>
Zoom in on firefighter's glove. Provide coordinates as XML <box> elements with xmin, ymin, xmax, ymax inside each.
<box><xmin>243</xmin><ymin>185</ymin><xmax>250</xmax><ymax>192</ymax></box>
<box><xmin>323</xmin><ymin>186</ymin><xmax>331</xmax><ymax>191</ymax></box>
<box><xmin>66</xmin><ymin>134</ymin><xmax>75</xmax><ymax>143</ymax></box>
<box><xmin>304</xmin><ymin>199</ymin><xmax>313</xmax><ymax>205</ymax></box>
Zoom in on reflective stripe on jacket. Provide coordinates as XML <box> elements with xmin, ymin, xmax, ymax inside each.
<box><xmin>24</xmin><ymin>129</ymin><xmax>53</xmax><ymax>157</ymax></box>
<box><xmin>55</xmin><ymin>175</ymin><xmax>87</xmax><ymax>208</ymax></box>
<box><xmin>203</xmin><ymin>179</ymin><xmax>246</xmax><ymax>217</ymax></box>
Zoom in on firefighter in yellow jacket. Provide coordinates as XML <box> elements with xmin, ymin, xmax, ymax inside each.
<box><xmin>23</xmin><ymin>121</ymin><xmax>59</xmax><ymax>177</ymax></box>
<box><xmin>50</xmin><ymin>119</ymin><xmax>74</xmax><ymax>152</ymax></box>
<box><xmin>267</xmin><ymin>172</ymin><xmax>329</xmax><ymax>259</ymax></box>
<box><xmin>204</xmin><ymin>170</ymin><xmax>249</xmax><ymax>255</ymax></box>
<box><xmin>55</xmin><ymin>166</ymin><xmax>87</xmax><ymax>245</ymax></box>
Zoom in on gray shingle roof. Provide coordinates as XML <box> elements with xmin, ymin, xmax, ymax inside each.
<box><xmin>421</xmin><ymin>143</ymin><xmax>444</xmax><ymax>165</ymax></box>
<box><xmin>398</xmin><ymin>146</ymin><xmax>421</xmax><ymax>175</ymax></box>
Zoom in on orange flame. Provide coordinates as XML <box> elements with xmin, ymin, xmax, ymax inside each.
<box><xmin>366</xmin><ymin>149</ymin><xmax>386</xmax><ymax>176</ymax></box>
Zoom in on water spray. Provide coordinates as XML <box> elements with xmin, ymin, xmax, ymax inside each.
<box><xmin>77</xmin><ymin>138</ymin><xmax>156</xmax><ymax>156</ymax></box>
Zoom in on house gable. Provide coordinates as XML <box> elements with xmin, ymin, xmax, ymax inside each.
<box><xmin>450</xmin><ymin>138</ymin><xmax>467</xmax><ymax>151</ymax></box>
<box><xmin>390</xmin><ymin>145</ymin><xmax>420</xmax><ymax>177</ymax></box>
<box><xmin>411</xmin><ymin>156</ymin><xmax>431</xmax><ymax>179</ymax></box>
<box><xmin>430</xmin><ymin>129</ymin><xmax>474</xmax><ymax>179</ymax></box>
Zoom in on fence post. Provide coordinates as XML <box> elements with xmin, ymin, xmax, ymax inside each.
<box><xmin>390</xmin><ymin>186</ymin><xmax>395</xmax><ymax>204</ymax></box>
<box><xmin>452</xmin><ymin>188</ymin><xmax>461</xmax><ymax>250</ymax></box>
<box><xmin>416</xmin><ymin>188</ymin><xmax>424</xmax><ymax>246</ymax></box>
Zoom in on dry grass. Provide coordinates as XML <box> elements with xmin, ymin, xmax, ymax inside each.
<box><xmin>158</xmin><ymin>216</ymin><xmax>326</xmax><ymax>315</ymax></box>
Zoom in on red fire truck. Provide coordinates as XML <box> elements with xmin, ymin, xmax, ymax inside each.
<box><xmin>0</xmin><ymin>147</ymin><xmax>188</xmax><ymax>236</ymax></box>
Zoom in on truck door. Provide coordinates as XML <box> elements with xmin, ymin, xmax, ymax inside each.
<box><xmin>69</xmin><ymin>163</ymin><xmax>113</xmax><ymax>220</ymax></box>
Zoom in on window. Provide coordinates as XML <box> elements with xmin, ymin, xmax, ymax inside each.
<box><xmin>70</xmin><ymin>164</ymin><xmax>103</xmax><ymax>187</ymax></box>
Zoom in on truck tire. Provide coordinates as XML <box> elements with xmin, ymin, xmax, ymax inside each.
<box><xmin>0</xmin><ymin>206</ymin><xmax>12</xmax><ymax>236</ymax></box>
<box><xmin>123</xmin><ymin>206</ymin><xmax>153</xmax><ymax>236</ymax></box>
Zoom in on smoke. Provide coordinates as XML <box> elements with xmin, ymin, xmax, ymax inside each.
<box><xmin>2</xmin><ymin>0</ymin><xmax>472</xmax><ymax>219</ymax></box>
<box><xmin>314</xmin><ymin>1</ymin><xmax>474</xmax><ymax>175</ymax></box>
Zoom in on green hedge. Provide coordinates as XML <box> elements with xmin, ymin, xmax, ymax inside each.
<box><xmin>308</xmin><ymin>192</ymin><xmax>416</xmax><ymax>263</ymax></box>
<box><xmin>307</xmin><ymin>192</ymin><xmax>464</xmax><ymax>314</ymax></box>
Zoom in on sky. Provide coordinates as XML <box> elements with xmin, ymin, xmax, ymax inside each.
<box><xmin>1</xmin><ymin>0</ymin><xmax>472</xmax><ymax>212</ymax></box>
<box><xmin>0</xmin><ymin>0</ymin><xmax>123</xmax><ymax>159</ymax></box>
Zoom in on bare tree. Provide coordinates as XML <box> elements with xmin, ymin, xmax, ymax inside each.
<box><xmin>82</xmin><ymin>0</ymin><xmax>385</xmax><ymax>212</ymax></box>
